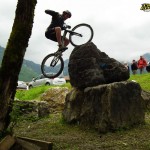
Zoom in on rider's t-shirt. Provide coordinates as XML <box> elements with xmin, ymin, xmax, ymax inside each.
<box><xmin>45</xmin><ymin>10</ymin><xmax>64</xmax><ymax>30</ymax></box>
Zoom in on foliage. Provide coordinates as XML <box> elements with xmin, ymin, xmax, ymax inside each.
<box><xmin>0</xmin><ymin>100</ymin><xmax>23</xmax><ymax>139</ymax></box>
<box><xmin>19</xmin><ymin>64</ymin><xmax>38</xmax><ymax>82</ymax></box>
<box><xmin>8</xmin><ymin>102</ymin><xmax>23</xmax><ymax>133</ymax></box>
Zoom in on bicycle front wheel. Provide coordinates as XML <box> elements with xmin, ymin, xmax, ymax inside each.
<box><xmin>69</xmin><ymin>23</ymin><xmax>94</xmax><ymax>47</ymax></box>
<box><xmin>41</xmin><ymin>53</ymin><xmax>64</xmax><ymax>78</ymax></box>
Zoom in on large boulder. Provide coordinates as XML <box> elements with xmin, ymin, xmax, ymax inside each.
<box><xmin>68</xmin><ymin>42</ymin><xmax>129</xmax><ymax>89</ymax></box>
<box><xmin>62</xmin><ymin>81</ymin><xmax>145</xmax><ymax>133</ymax></box>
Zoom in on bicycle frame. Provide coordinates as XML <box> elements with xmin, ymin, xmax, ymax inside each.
<box><xmin>61</xmin><ymin>29</ymin><xmax>82</xmax><ymax>47</ymax></box>
<box><xmin>53</xmin><ymin>29</ymin><xmax>83</xmax><ymax>65</ymax></box>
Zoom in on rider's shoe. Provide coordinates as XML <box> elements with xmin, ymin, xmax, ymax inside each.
<box><xmin>58</xmin><ymin>45</ymin><xmax>68</xmax><ymax>52</ymax></box>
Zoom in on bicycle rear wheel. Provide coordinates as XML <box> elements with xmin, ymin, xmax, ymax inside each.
<box><xmin>41</xmin><ymin>53</ymin><xmax>64</xmax><ymax>78</ymax></box>
<box><xmin>69</xmin><ymin>23</ymin><xmax>94</xmax><ymax>47</ymax></box>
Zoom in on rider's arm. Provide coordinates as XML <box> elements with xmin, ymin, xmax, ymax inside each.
<box><xmin>45</xmin><ymin>10</ymin><xmax>58</xmax><ymax>17</ymax></box>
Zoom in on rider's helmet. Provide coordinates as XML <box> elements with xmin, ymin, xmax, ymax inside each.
<box><xmin>63</xmin><ymin>10</ymin><xmax>72</xmax><ymax>18</ymax></box>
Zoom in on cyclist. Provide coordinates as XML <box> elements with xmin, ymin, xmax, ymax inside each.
<box><xmin>45</xmin><ymin>10</ymin><xmax>72</xmax><ymax>51</ymax></box>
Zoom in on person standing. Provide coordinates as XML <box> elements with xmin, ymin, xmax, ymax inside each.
<box><xmin>137</xmin><ymin>56</ymin><xmax>147</xmax><ymax>74</ymax></box>
<box><xmin>146</xmin><ymin>62</ymin><xmax>150</xmax><ymax>72</ymax></box>
<box><xmin>131</xmin><ymin>60</ymin><xmax>138</xmax><ymax>75</ymax></box>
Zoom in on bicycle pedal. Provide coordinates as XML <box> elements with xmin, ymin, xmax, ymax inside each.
<box><xmin>62</xmin><ymin>47</ymin><xmax>68</xmax><ymax>51</ymax></box>
<box><xmin>56</xmin><ymin>51</ymin><xmax>63</xmax><ymax>56</ymax></box>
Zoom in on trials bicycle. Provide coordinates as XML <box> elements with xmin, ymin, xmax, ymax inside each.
<box><xmin>41</xmin><ymin>23</ymin><xmax>94</xmax><ymax>78</ymax></box>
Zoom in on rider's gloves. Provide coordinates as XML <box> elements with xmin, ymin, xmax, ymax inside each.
<box><xmin>62</xmin><ymin>24</ymin><xmax>71</xmax><ymax>30</ymax></box>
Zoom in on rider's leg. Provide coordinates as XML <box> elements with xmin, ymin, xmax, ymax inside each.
<box><xmin>55</xmin><ymin>27</ymin><xmax>68</xmax><ymax>51</ymax></box>
<box><xmin>55</xmin><ymin>27</ymin><xmax>62</xmax><ymax>46</ymax></box>
<box><xmin>140</xmin><ymin>68</ymin><xmax>142</xmax><ymax>74</ymax></box>
<box><xmin>64</xmin><ymin>38</ymin><xmax>70</xmax><ymax>47</ymax></box>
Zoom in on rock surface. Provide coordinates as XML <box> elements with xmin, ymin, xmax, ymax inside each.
<box><xmin>141</xmin><ymin>90</ymin><xmax>150</xmax><ymax>111</ymax></box>
<box><xmin>40</xmin><ymin>87</ymin><xmax>70</xmax><ymax>113</ymax></box>
<box><xmin>62</xmin><ymin>81</ymin><xmax>145</xmax><ymax>133</ymax></box>
<box><xmin>68</xmin><ymin>42</ymin><xmax>129</xmax><ymax>89</ymax></box>
<box><xmin>14</xmin><ymin>100</ymin><xmax>50</xmax><ymax>118</ymax></box>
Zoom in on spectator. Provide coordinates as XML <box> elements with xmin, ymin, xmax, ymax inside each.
<box><xmin>137</xmin><ymin>56</ymin><xmax>147</xmax><ymax>74</ymax></box>
<box><xmin>146</xmin><ymin>62</ymin><xmax>150</xmax><ymax>72</ymax></box>
<box><xmin>131</xmin><ymin>60</ymin><xmax>138</xmax><ymax>75</ymax></box>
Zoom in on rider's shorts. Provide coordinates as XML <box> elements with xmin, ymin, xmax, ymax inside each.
<box><xmin>45</xmin><ymin>28</ymin><xmax>57</xmax><ymax>42</ymax></box>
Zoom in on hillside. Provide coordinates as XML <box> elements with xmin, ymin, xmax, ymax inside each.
<box><xmin>0</xmin><ymin>46</ymin><xmax>69</xmax><ymax>81</ymax></box>
<box><xmin>0</xmin><ymin>46</ymin><xmax>40</xmax><ymax>81</ymax></box>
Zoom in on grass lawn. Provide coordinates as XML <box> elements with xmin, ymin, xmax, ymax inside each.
<box><xmin>129</xmin><ymin>73</ymin><xmax>150</xmax><ymax>91</ymax></box>
<box><xmin>13</xmin><ymin>74</ymin><xmax>150</xmax><ymax>150</ymax></box>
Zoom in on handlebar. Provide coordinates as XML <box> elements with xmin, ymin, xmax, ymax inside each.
<box><xmin>63</xmin><ymin>24</ymin><xmax>71</xmax><ymax>30</ymax></box>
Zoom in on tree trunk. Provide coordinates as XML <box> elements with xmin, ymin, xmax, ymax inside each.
<box><xmin>0</xmin><ymin>0</ymin><xmax>37</xmax><ymax>132</ymax></box>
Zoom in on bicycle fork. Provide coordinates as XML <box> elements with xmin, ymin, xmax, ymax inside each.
<box><xmin>50</xmin><ymin>52</ymin><xmax>62</xmax><ymax>67</ymax></box>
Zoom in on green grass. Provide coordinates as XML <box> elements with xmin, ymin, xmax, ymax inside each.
<box><xmin>15</xmin><ymin>74</ymin><xmax>150</xmax><ymax>101</ymax></box>
<box><xmin>15</xmin><ymin>83</ymin><xmax>72</xmax><ymax>100</ymax></box>
<box><xmin>15</xmin><ymin>86</ymin><xmax>50</xmax><ymax>100</ymax></box>
<box><xmin>129</xmin><ymin>74</ymin><xmax>150</xmax><ymax>91</ymax></box>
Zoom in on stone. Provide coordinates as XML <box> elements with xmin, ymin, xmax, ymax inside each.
<box><xmin>62</xmin><ymin>81</ymin><xmax>145</xmax><ymax>133</ymax></box>
<box><xmin>14</xmin><ymin>100</ymin><xmax>50</xmax><ymax>118</ymax></box>
<box><xmin>68</xmin><ymin>42</ymin><xmax>129</xmax><ymax>89</ymax></box>
<box><xmin>40</xmin><ymin>87</ymin><xmax>70</xmax><ymax>113</ymax></box>
<box><xmin>141</xmin><ymin>90</ymin><xmax>150</xmax><ymax>111</ymax></box>
<box><xmin>38</xmin><ymin>101</ymin><xmax>51</xmax><ymax>118</ymax></box>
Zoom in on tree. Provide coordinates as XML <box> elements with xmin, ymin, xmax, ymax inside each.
<box><xmin>0</xmin><ymin>0</ymin><xmax>37</xmax><ymax>132</ymax></box>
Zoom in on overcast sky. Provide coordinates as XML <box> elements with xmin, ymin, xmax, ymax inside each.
<box><xmin>0</xmin><ymin>0</ymin><xmax>150</xmax><ymax>64</ymax></box>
